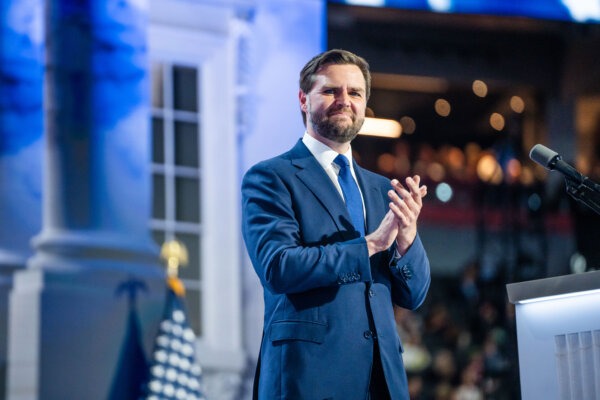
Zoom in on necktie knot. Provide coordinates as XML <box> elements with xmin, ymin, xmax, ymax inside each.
<box><xmin>334</xmin><ymin>154</ymin><xmax>350</xmax><ymax>169</ymax></box>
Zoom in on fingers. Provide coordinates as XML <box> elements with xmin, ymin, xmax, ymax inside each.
<box><xmin>388</xmin><ymin>190</ymin><xmax>418</xmax><ymax>227</ymax></box>
<box><xmin>388</xmin><ymin>175</ymin><xmax>425</xmax><ymax>253</ymax></box>
<box><xmin>390</xmin><ymin>182</ymin><xmax>411</xmax><ymax>203</ymax></box>
<box><xmin>391</xmin><ymin>176</ymin><xmax>426</xmax><ymax>204</ymax></box>
<box><xmin>389</xmin><ymin>200</ymin><xmax>410</xmax><ymax>226</ymax></box>
<box><xmin>413</xmin><ymin>176</ymin><xmax>428</xmax><ymax>198</ymax></box>
<box><xmin>390</xmin><ymin>181</ymin><xmax>421</xmax><ymax>212</ymax></box>
<box><xmin>405</xmin><ymin>176</ymin><xmax>425</xmax><ymax>205</ymax></box>
<box><xmin>389</xmin><ymin>175</ymin><xmax>426</xmax><ymax>227</ymax></box>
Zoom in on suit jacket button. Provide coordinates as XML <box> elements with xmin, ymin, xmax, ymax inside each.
<box><xmin>402</xmin><ymin>264</ymin><xmax>412</xmax><ymax>280</ymax></box>
<box><xmin>368</xmin><ymin>289</ymin><xmax>374</xmax><ymax>297</ymax></box>
<box><xmin>363</xmin><ymin>330</ymin><xmax>372</xmax><ymax>339</ymax></box>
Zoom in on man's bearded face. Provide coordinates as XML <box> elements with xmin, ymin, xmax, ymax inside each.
<box><xmin>302</xmin><ymin>64</ymin><xmax>367</xmax><ymax>144</ymax></box>
<box><xmin>308</xmin><ymin>102</ymin><xmax>364</xmax><ymax>144</ymax></box>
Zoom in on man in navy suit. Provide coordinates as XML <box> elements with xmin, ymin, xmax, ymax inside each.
<box><xmin>242</xmin><ymin>49</ymin><xmax>431</xmax><ymax>399</ymax></box>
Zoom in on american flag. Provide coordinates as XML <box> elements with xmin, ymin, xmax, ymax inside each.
<box><xmin>140</xmin><ymin>286</ymin><xmax>206</xmax><ymax>400</ymax></box>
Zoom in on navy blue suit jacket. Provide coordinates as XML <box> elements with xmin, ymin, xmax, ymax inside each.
<box><xmin>242</xmin><ymin>140</ymin><xmax>431</xmax><ymax>399</ymax></box>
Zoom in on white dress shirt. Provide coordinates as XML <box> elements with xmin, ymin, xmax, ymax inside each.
<box><xmin>302</xmin><ymin>132</ymin><xmax>367</xmax><ymax>220</ymax></box>
<box><xmin>302</xmin><ymin>133</ymin><xmax>403</xmax><ymax>258</ymax></box>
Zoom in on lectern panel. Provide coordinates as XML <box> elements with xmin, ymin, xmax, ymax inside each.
<box><xmin>516</xmin><ymin>291</ymin><xmax>600</xmax><ymax>400</ymax></box>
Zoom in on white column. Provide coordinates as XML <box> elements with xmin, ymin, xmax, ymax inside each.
<box><xmin>6</xmin><ymin>1</ymin><xmax>165</xmax><ymax>399</ymax></box>
<box><xmin>0</xmin><ymin>0</ymin><xmax>44</xmax><ymax>397</ymax></box>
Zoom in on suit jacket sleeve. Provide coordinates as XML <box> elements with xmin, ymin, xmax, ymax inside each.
<box><xmin>242</xmin><ymin>162</ymin><xmax>374</xmax><ymax>295</ymax></box>
<box><xmin>388</xmin><ymin>234</ymin><xmax>430</xmax><ymax>310</ymax></box>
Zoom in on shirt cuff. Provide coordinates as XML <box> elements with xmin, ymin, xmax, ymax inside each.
<box><xmin>394</xmin><ymin>248</ymin><xmax>402</xmax><ymax>259</ymax></box>
<box><xmin>389</xmin><ymin>246</ymin><xmax>402</xmax><ymax>267</ymax></box>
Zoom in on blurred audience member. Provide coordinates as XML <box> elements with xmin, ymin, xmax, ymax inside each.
<box><xmin>398</xmin><ymin>266</ymin><xmax>520</xmax><ymax>399</ymax></box>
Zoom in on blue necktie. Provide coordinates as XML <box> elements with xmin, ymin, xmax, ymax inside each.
<box><xmin>334</xmin><ymin>154</ymin><xmax>365</xmax><ymax>236</ymax></box>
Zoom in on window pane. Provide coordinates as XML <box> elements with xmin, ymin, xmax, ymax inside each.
<box><xmin>151</xmin><ymin>62</ymin><xmax>164</xmax><ymax>108</ymax></box>
<box><xmin>175</xmin><ymin>233</ymin><xmax>200</xmax><ymax>281</ymax></box>
<box><xmin>153</xmin><ymin>174</ymin><xmax>166</xmax><ymax>219</ymax></box>
<box><xmin>175</xmin><ymin>177</ymin><xmax>200</xmax><ymax>223</ymax></box>
<box><xmin>173</xmin><ymin>66</ymin><xmax>198</xmax><ymax>112</ymax></box>
<box><xmin>174</xmin><ymin>121</ymin><xmax>198</xmax><ymax>167</ymax></box>
<box><xmin>152</xmin><ymin>117</ymin><xmax>164</xmax><ymax>163</ymax></box>
<box><xmin>185</xmin><ymin>289</ymin><xmax>202</xmax><ymax>336</ymax></box>
<box><xmin>152</xmin><ymin>230</ymin><xmax>165</xmax><ymax>248</ymax></box>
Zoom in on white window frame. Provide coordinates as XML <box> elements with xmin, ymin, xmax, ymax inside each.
<box><xmin>149</xmin><ymin>0</ymin><xmax>243</xmax><ymax>372</ymax></box>
<box><xmin>150</xmin><ymin>59</ymin><xmax>203</xmax><ymax>316</ymax></box>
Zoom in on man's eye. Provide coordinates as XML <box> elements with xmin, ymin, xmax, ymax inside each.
<box><xmin>323</xmin><ymin>89</ymin><xmax>335</xmax><ymax>94</ymax></box>
<box><xmin>350</xmin><ymin>91</ymin><xmax>362</xmax><ymax>97</ymax></box>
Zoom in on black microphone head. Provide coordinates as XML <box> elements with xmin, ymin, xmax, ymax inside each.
<box><xmin>530</xmin><ymin>144</ymin><xmax>559</xmax><ymax>169</ymax></box>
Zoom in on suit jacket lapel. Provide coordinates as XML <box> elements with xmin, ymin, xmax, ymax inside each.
<box><xmin>290</xmin><ymin>140</ymin><xmax>350</xmax><ymax>235</ymax></box>
<box><xmin>289</xmin><ymin>140</ymin><xmax>387</xmax><ymax>237</ymax></box>
<box><xmin>354</xmin><ymin>163</ymin><xmax>385</xmax><ymax>235</ymax></box>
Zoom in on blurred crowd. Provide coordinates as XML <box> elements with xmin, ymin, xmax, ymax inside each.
<box><xmin>355</xmin><ymin>138</ymin><xmax>550</xmax><ymax>197</ymax></box>
<box><xmin>352</xmin><ymin>129</ymin><xmax>600</xmax><ymax>399</ymax></box>
<box><xmin>396</xmin><ymin>270</ymin><xmax>520</xmax><ymax>400</ymax></box>
<box><xmin>363</xmin><ymin>139</ymin><xmax>560</xmax><ymax>399</ymax></box>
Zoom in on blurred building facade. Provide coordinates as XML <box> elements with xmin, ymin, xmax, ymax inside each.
<box><xmin>2</xmin><ymin>0</ymin><xmax>600</xmax><ymax>399</ymax></box>
<box><xmin>1</xmin><ymin>0</ymin><xmax>323</xmax><ymax>399</ymax></box>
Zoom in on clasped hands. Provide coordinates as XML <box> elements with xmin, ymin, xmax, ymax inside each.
<box><xmin>366</xmin><ymin>175</ymin><xmax>427</xmax><ymax>257</ymax></box>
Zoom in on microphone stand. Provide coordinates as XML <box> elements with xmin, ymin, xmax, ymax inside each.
<box><xmin>564</xmin><ymin>176</ymin><xmax>600</xmax><ymax>215</ymax></box>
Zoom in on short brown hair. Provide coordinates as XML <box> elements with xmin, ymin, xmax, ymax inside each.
<box><xmin>299</xmin><ymin>49</ymin><xmax>371</xmax><ymax>126</ymax></box>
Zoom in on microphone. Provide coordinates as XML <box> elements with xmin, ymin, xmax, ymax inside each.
<box><xmin>529</xmin><ymin>144</ymin><xmax>585</xmax><ymax>184</ymax></box>
<box><xmin>530</xmin><ymin>144</ymin><xmax>600</xmax><ymax>215</ymax></box>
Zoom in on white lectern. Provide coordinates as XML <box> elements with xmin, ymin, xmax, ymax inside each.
<box><xmin>507</xmin><ymin>270</ymin><xmax>600</xmax><ymax>400</ymax></box>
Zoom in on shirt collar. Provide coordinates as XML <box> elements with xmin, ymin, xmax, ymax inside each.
<box><xmin>302</xmin><ymin>132</ymin><xmax>354</xmax><ymax>170</ymax></box>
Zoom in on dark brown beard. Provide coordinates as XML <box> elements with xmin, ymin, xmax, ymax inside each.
<box><xmin>309</xmin><ymin>107</ymin><xmax>364</xmax><ymax>144</ymax></box>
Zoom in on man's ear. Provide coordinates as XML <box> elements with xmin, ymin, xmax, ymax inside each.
<box><xmin>299</xmin><ymin>90</ymin><xmax>308</xmax><ymax>113</ymax></box>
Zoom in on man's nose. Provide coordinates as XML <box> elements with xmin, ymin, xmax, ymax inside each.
<box><xmin>334</xmin><ymin>91</ymin><xmax>351</xmax><ymax>107</ymax></box>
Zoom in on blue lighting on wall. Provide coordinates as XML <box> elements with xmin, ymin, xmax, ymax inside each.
<box><xmin>329</xmin><ymin>0</ymin><xmax>600</xmax><ymax>23</ymax></box>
